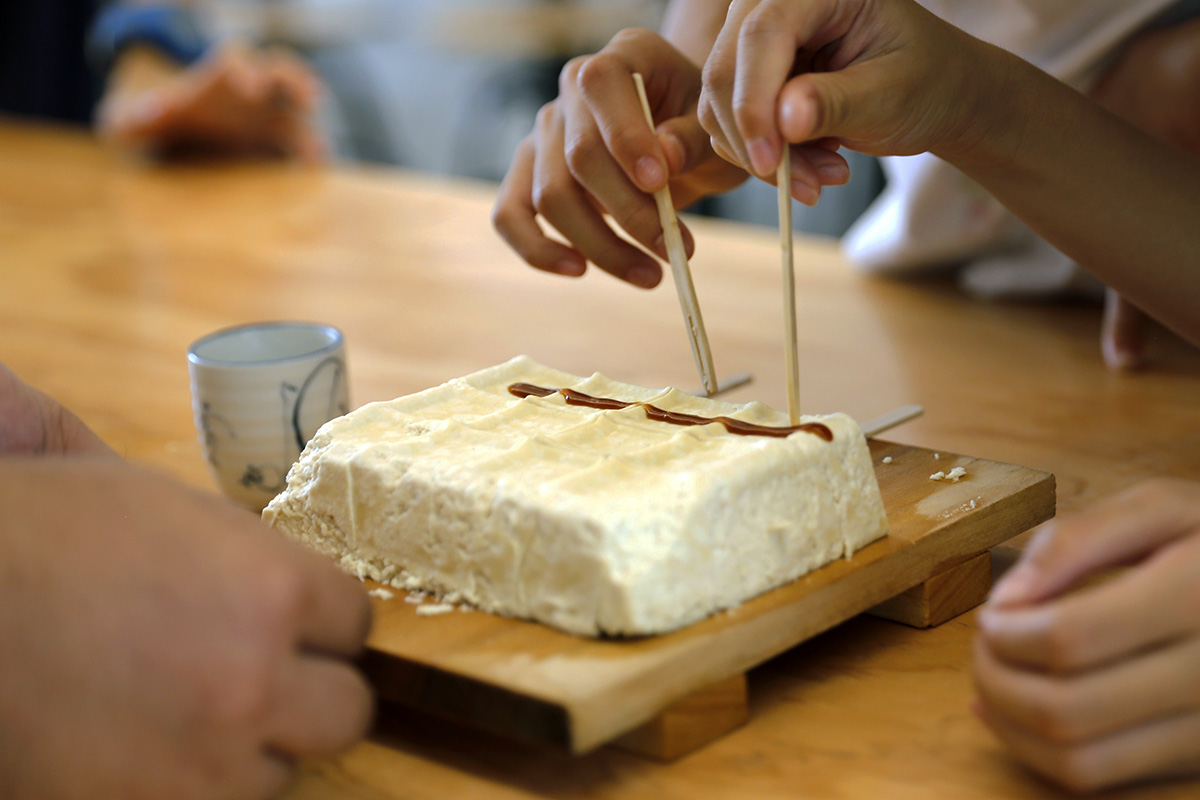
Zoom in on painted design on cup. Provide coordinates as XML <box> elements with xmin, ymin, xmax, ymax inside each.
<box><xmin>199</xmin><ymin>402</ymin><xmax>236</xmax><ymax>468</ymax></box>
<box><xmin>239</xmin><ymin>463</ymin><xmax>286</xmax><ymax>493</ymax></box>
<box><xmin>232</xmin><ymin>356</ymin><xmax>349</xmax><ymax>495</ymax></box>
<box><xmin>287</xmin><ymin>355</ymin><xmax>348</xmax><ymax>451</ymax></box>
<box><xmin>188</xmin><ymin>321</ymin><xmax>349</xmax><ymax>511</ymax></box>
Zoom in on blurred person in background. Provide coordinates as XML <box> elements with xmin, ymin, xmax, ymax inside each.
<box><xmin>0</xmin><ymin>0</ymin><xmax>327</xmax><ymax>161</ymax></box>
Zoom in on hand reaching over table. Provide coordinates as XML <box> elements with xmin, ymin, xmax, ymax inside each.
<box><xmin>494</xmin><ymin>28</ymin><xmax>747</xmax><ymax>289</ymax></box>
<box><xmin>699</xmin><ymin>0</ymin><xmax>994</xmax><ymax>180</ymax></box>
<box><xmin>0</xmin><ymin>367</ymin><xmax>372</xmax><ymax>799</ymax></box>
<box><xmin>975</xmin><ymin>479</ymin><xmax>1200</xmax><ymax>792</ymax></box>
<box><xmin>698</xmin><ymin>0</ymin><xmax>1200</xmax><ymax>358</ymax></box>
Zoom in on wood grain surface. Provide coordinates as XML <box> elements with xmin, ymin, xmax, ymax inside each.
<box><xmin>2</xmin><ymin>120</ymin><xmax>1198</xmax><ymax>799</ymax></box>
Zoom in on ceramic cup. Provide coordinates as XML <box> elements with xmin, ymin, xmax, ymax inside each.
<box><xmin>188</xmin><ymin>321</ymin><xmax>349</xmax><ymax>511</ymax></box>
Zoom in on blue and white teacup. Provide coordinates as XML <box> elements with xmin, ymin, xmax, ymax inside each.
<box><xmin>188</xmin><ymin>321</ymin><xmax>348</xmax><ymax>511</ymax></box>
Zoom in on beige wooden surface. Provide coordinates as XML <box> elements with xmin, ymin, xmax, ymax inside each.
<box><xmin>2</xmin><ymin>119</ymin><xmax>1198</xmax><ymax>799</ymax></box>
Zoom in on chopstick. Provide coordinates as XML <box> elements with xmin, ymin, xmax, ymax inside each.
<box><xmin>632</xmin><ymin>72</ymin><xmax>718</xmax><ymax>396</ymax></box>
<box><xmin>860</xmin><ymin>404</ymin><xmax>924</xmax><ymax>438</ymax></box>
<box><xmin>688</xmin><ymin>372</ymin><xmax>754</xmax><ymax>398</ymax></box>
<box><xmin>778</xmin><ymin>148</ymin><xmax>801</xmax><ymax>425</ymax></box>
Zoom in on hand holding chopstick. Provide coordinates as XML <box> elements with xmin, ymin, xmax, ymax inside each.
<box><xmin>632</xmin><ymin>72</ymin><xmax>718</xmax><ymax>396</ymax></box>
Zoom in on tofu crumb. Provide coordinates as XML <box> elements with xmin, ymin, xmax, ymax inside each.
<box><xmin>368</xmin><ymin>588</ymin><xmax>395</xmax><ymax>600</ymax></box>
<box><xmin>947</xmin><ymin>466</ymin><xmax>967</xmax><ymax>482</ymax></box>
<box><xmin>934</xmin><ymin>453</ymin><xmax>941</xmax><ymax>459</ymax></box>
<box><xmin>970</xmin><ymin>499</ymin><xmax>977</xmax><ymax>509</ymax></box>
<box><xmin>882</xmin><ymin>456</ymin><xmax>893</xmax><ymax>464</ymax></box>
<box><xmin>416</xmin><ymin>603</ymin><xmax>457</xmax><ymax>616</ymax></box>
<box><xmin>404</xmin><ymin>593</ymin><xmax>425</xmax><ymax>604</ymax></box>
<box><xmin>930</xmin><ymin>471</ymin><xmax>946</xmax><ymax>481</ymax></box>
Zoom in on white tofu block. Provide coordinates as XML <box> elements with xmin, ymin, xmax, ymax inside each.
<box><xmin>264</xmin><ymin>356</ymin><xmax>888</xmax><ymax>636</ymax></box>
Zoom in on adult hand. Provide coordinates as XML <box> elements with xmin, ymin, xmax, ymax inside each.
<box><xmin>0</xmin><ymin>458</ymin><xmax>373</xmax><ymax>799</ymax></box>
<box><xmin>975</xmin><ymin>479</ymin><xmax>1200</xmax><ymax>792</ymax></box>
<box><xmin>0</xmin><ymin>362</ymin><xmax>114</xmax><ymax>457</ymax></box>
<box><xmin>493</xmin><ymin>28</ymin><xmax>757</xmax><ymax>289</ymax></box>
<box><xmin>699</xmin><ymin>0</ymin><xmax>985</xmax><ymax>196</ymax></box>
<box><xmin>1089</xmin><ymin>16</ymin><xmax>1200</xmax><ymax>371</ymax></box>
<box><xmin>97</xmin><ymin>43</ymin><xmax>327</xmax><ymax>163</ymax></box>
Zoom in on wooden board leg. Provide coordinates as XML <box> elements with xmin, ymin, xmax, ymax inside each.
<box><xmin>611</xmin><ymin>673</ymin><xmax>748</xmax><ymax>761</ymax></box>
<box><xmin>868</xmin><ymin>551</ymin><xmax>993</xmax><ymax>628</ymax></box>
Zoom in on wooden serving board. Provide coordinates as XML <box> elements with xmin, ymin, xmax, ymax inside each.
<box><xmin>360</xmin><ymin>441</ymin><xmax>1054</xmax><ymax>755</ymax></box>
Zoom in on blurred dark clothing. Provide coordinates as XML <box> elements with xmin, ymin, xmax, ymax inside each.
<box><xmin>0</xmin><ymin>0</ymin><xmax>104</xmax><ymax>123</ymax></box>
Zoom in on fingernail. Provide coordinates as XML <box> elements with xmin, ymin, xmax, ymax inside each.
<box><xmin>627</xmin><ymin>265</ymin><xmax>659</xmax><ymax>288</ymax></box>
<box><xmin>816</xmin><ymin>161</ymin><xmax>850</xmax><ymax>185</ymax></box>
<box><xmin>747</xmin><ymin>137</ymin><xmax>778</xmax><ymax>177</ymax></box>
<box><xmin>553</xmin><ymin>259</ymin><xmax>585</xmax><ymax>277</ymax></box>
<box><xmin>989</xmin><ymin>563</ymin><xmax>1035</xmax><ymax>608</ymax></box>
<box><xmin>791</xmin><ymin>179</ymin><xmax>820</xmax><ymax>206</ymax></box>
<box><xmin>635</xmin><ymin>157</ymin><xmax>665</xmax><ymax>191</ymax></box>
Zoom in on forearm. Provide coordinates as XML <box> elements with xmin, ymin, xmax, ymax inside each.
<box><xmin>660</xmin><ymin>0</ymin><xmax>731</xmax><ymax>66</ymax></box>
<box><xmin>943</xmin><ymin>44</ymin><xmax>1200</xmax><ymax>347</ymax></box>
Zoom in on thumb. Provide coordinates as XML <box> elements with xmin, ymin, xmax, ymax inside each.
<box><xmin>990</xmin><ymin>479</ymin><xmax>1200</xmax><ymax>608</ymax></box>
<box><xmin>655</xmin><ymin>114</ymin><xmax>717</xmax><ymax>177</ymax></box>
<box><xmin>777</xmin><ymin>70</ymin><xmax>857</xmax><ymax>145</ymax></box>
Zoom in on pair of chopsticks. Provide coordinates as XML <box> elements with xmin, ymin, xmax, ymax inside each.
<box><xmin>634</xmin><ymin>74</ymin><xmax>920</xmax><ymax>439</ymax></box>
<box><xmin>633</xmin><ymin>73</ymin><xmax>797</xmax><ymax>414</ymax></box>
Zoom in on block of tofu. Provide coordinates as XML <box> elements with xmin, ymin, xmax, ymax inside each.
<box><xmin>263</xmin><ymin>356</ymin><xmax>888</xmax><ymax>637</ymax></box>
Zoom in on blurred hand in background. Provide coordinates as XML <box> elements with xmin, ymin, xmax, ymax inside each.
<box><xmin>97</xmin><ymin>40</ymin><xmax>327</xmax><ymax>163</ymax></box>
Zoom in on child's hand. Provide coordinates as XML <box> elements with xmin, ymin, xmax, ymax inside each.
<box><xmin>492</xmin><ymin>28</ymin><xmax>755</xmax><ymax>288</ymax></box>
<box><xmin>975</xmin><ymin>480</ymin><xmax>1200</xmax><ymax>792</ymax></box>
<box><xmin>698</xmin><ymin>0</ymin><xmax>993</xmax><ymax>192</ymax></box>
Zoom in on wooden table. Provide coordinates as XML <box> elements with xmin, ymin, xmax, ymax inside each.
<box><xmin>2</xmin><ymin>119</ymin><xmax>1198</xmax><ymax>799</ymax></box>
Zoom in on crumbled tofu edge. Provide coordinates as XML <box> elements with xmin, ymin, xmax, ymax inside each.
<box><xmin>416</xmin><ymin>603</ymin><xmax>458</xmax><ymax>616</ymax></box>
<box><xmin>930</xmin><ymin>466</ymin><xmax>968</xmax><ymax>482</ymax></box>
